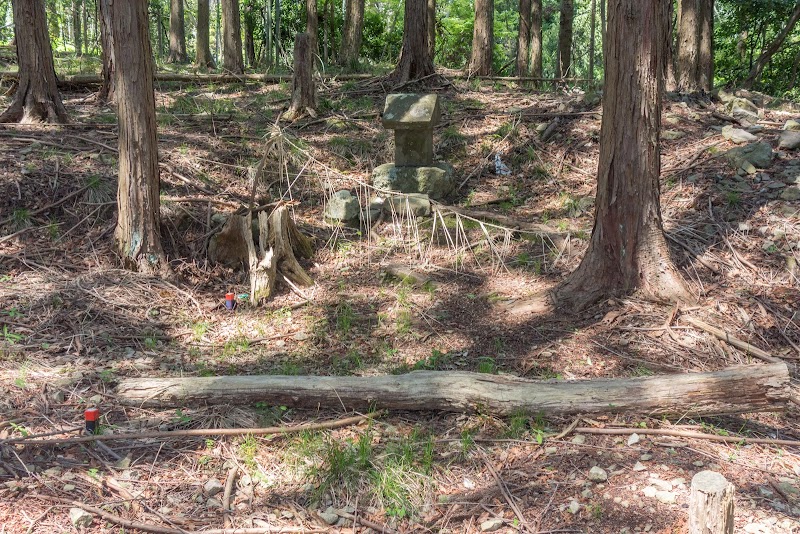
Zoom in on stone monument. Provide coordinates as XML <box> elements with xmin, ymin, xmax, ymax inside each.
<box><xmin>372</xmin><ymin>94</ymin><xmax>455</xmax><ymax>201</ymax></box>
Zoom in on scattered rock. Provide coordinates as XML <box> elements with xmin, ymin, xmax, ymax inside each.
<box><xmin>779</xmin><ymin>131</ymin><xmax>800</xmax><ymax>150</ymax></box>
<box><xmin>63</xmin><ymin>484</ymin><xmax>76</xmax><ymax>492</ymax></box>
<box><xmin>731</xmin><ymin>106</ymin><xmax>759</xmax><ymax>124</ymax></box>
<box><xmin>640</xmin><ymin>454</ymin><xmax>653</xmax><ymax>461</ymax></box>
<box><xmin>50</xmin><ymin>389</ymin><xmax>65</xmax><ymax>403</ymax></box>
<box><xmin>318</xmin><ymin>509</ymin><xmax>340</xmax><ymax>525</ymax></box>
<box><xmin>661</xmin><ymin>130</ymin><xmax>685</xmax><ymax>140</ymax></box>
<box><xmin>780</xmin><ymin>186</ymin><xmax>800</xmax><ymax>201</ymax></box>
<box><xmin>655</xmin><ymin>490</ymin><xmax>677</xmax><ymax>504</ymax></box>
<box><xmin>692</xmin><ymin>461</ymin><xmax>704</xmax><ymax>467</ymax></box>
<box><xmin>627</xmin><ymin>433</ymin><xmax>640</xmax><ymax>446</ymax></box>
<box><xmin>206</xmin><ymin>498</ymin><xmax>222</xmax><ymax>509</ymax></box>
<box><xmin>643</xmin><ymin>486</ymin><xmax>657</xmax><ymax>498</ymax></box>
<box><xmin>545</xmin><ymin>446</ymin><xmax>558</xmax><ymax>455</ymax></box>
<box><xmin>571</xmin><ymin>434</ymin><xmax>586</xmax><ymax>445</ymax></box>
<box><xmin>324</xmin><ymin>190</ymin><xmax>360</xmax><ymax>222</ymax></box>
<box><xmin>633</xmin><ymin>462</ymin><xmax>647</xmax><ymax>472</ymax></box>
<box><xmin>567</xmin><ymin>500</ymin><xmax>581</xmax><ymax>514</ymax></box>
<box><xmin>588</xmin><ymin>466</ymin><xmax>608</xmax><ymax>483</ymax></box>
<box><xmin>581</xmin><ymin>488</ymin><xmax>593</xmax><ymax>499</ymax></box>
<box><xmin>372</xmin><ymin>162</ymin><xmax>455</xmax><ymax>200</ymax></box>
<box><xmin>69</xmin><ymin>508</ymin><xmax>93</xmax><ymax>528</ymax></box>
<box><xmin>724</xmin><ymin>142</ymin><xmax>774</xmax><ymax>171</ymax></box>
<box><xmin>722</xmin><ymin>125</ymin><xmax>757</xmax><ymax>144</ymax></box>
<box><xmin>784</xmin><ymin>119</ymin><xmax>800</xmax><ymax>131</ymax></box>
<box><xmin>650</xmin><ymin>478</ymin><xmax>673</xmax><ymax>492</ymax></box>
<box><xmin>383</xmin><ymin>193</ymin><xmax>432</xmax><ymax>217</ymax></box>
<box><xmin>204</xmin><ymin>478</ymin><xmax>224</xmax><ymax>497</ymax></box>
<box><xmin>480</xmin><ymin>517</ymin><xmax>505</xmax><ymax>532</ymax></box>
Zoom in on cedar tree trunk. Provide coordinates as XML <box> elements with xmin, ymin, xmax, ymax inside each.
<box><xmin>196</xmin><ymin>0</ymin><xmax>215</xmax><ymax>69</ymax></box>
<box><xmin>110</xmin><ymin>0</ymin><xmax>168</xmax><ymax>275</ymax></box>
<box><xmin>72</xmin><ymin>0</ymin><xmax>82</xmax><ymax>55</ymax></box>
<box><xmin>743</xmin><ymin>1</ymin><xmax>800</xmax><ymax>89</ymax></box>
<box><xmin>554</xmin><ymin>0</ymin><xmax>692</xmax><ymax>311</ymax></box>
<box><xmin>676</xmin><ymin>0</ymin><xmax>714</xmax><ymax>92</ymax></box>
<box><xmin>588</xmin><ymin>0</ymin><xmax>596</xmax><ymax>83</ymax></box>
<box><xmin>389</xmin><ymin>0</ymin><xmax>434</xmax><ymax>83</ymax></box>
<box><xmin>665</xmin><ymin>0</ymin><xmax>677</xmax><ymax>91</ymax></box>
<box><xmin>338</xmin><ymin>0</ymin><xmax>365</xmax><ymax>69</ymax></box>
<box><xmin>517</xmin><ymin>0</ymin><xmax>531</xmax><ymax>76</ymax></box>
<box><xmin>467</xmin><ymin>0</ymin><xmax>493</xmax><ymax>76</ymax></box>
<box><xmin>427</xmin><ymin>0</ymin><xmax>436</xmax><ymax>59</ymax></box>
<box><xmin>283</xmin><ymin>32</ymin><xmax>317</xmax><ymax>121</ymax></box>
<box><xmin>168</xmin><ymin>0</ymin><xmax>188</xmax><ymax>62</ymax></box>
<box><xmin>529</xmin><ymin>0</ymin><xmax>542</xmax><ymax>80</ymax></box>
<box><xmin>98</xmin><ymin>0</ymin><xmax>115</xmax><ymax>103</ymax></box>
<box><xmin>0</xmin><ymin>0</ymin><xmax>68</xmax><ymax>123</ymax></box>
<box><xmin>556</xmin><ymin>0</ymin><xmax>574</xmax><ymax>78</ymax></box>
<box><xmin>244</xmin><ymin>5</ymin><xmax>256</xmax><ymax>67</ymax></box>
<box><xmin>306</xmin><ymin>0</ymin><xmax>318</xmax><ymax>64</ymax></box>
<box><xmin>222</xmin><ymin>0</ymin><xmax>244</xmax><ymax>74</ymax></box>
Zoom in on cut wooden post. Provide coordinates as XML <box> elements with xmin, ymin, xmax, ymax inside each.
<box><xmin>688</xmin><ymin>471</ymin><xmax>734</xmax><ymax>534</ymax></box>
<box><xmin>283</xmin><ymin>32</ymin><xmax>317</xmax><ymax>121</ymax></box>
<box><xmin>116</xmin><ymin>362</ymin><xmax>789</xmax><ymax>415</ymax></box>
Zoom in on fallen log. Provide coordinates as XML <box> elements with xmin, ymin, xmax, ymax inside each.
<box><xmin>0</xmin><ymin>71</ymin><xmax>374</xmax><ymax>86</ymax></box>
<box><xmin>116</xmin><ymin>363</ymin><xmax>789</xmax><ymax>416</ymax></box>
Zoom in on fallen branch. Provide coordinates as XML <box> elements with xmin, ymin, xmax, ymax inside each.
<box><xmin>683</xmin><ymin>316</ymin><xmax>781</xmax><ymax>363</ymax></box>
<box><xmin>574</xmin><ymin>426</ymin><xmax>800</xmax><ymax>448</ymax></box>
<box><xmin>4</xmin><ymin>412</ymin><xmax>376</xmax><ymax>447</ymax></box>
<box><xmin>0</xmin><ymin>184</ymin><xmax>91</xmax><ymax>227</ymax></box>
<box><xmin>222</xmin><ymin>465</ymin><xmax>238</xmax><ymax>528</ymax></box>
<box><xmin>114</xmin><ymin>364</ymin><xmax>790</xmax><ymax>417</ymax></box>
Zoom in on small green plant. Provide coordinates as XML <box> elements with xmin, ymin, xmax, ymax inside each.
<box><xmin>9</xmin><ymin>209</ymin><xmax>31</xmax><ymax>231</ymax></box>
<box><xmin>45</xmin><ymin>220</ymin><xmax>60</xmax><ymax>240</ymax></box>
<box><xmin>192</xmin><ymin>321</ymin><xmax>210</xmax><ymax>341</ymax></box>
<box><xmin>477</xmin><ymin>356</ymin><xmax>497</xmax><ymax>374</ymax></box>
<box><xmin>2</xmin><ymin>326</ymin><xmax>23</xmax><ymax>344</ymax></box>
<box><xmin>414</xmin><ymin>349</ymin><xmax>449</xmax><ymax>370</ymax></box>
<box><xmin>725</xmin><ymin>191</ymin><xmax>741</xmax><ymax>207</ymax></box>
<box><xmin>87</xmin><ymin>467</ymin><xmax>100</xmax><ymax>479</ymax></box>
<box><xmin>590</xmin><ymin>502</ymin><xmax>603</xmax><ymax>519</ymax></box>
<box><xmin>174</xmin><ymin>409</ymin><xmax>191</xmax><ymax>424</ymax></box>
<box><xmin>143</xmin><ymin>336</ymin><xmax>158</xmax><ymax>350</ymax></box>
<box><xmin>239</xmin><ymin>434</ymin><xmax>259</xmax><ymax>470</ymax></box>
<box><xmin>8</xmin><ymin>422</ymin><xmax>29</xmax><ymax>437</ymax></box>
<box><xmin>99</xmin><ymin>369</ymin><xmax>116</xmax><ymax>383</ymax></box>
<box><xmin>504</xmin><ymin>411</ymin><xmax>529</xmax><ymax>439</ymax></box>
<box><xmin>335</xmin><ymin>302</ymin><xmax>355</xmax><ymax>334</ymax></box>
<box><xmin>460</xmin><ymin>429</ymin><xmax>475</xmax><ymax>456</ymax></box>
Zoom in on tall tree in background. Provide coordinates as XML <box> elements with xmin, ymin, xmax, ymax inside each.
<box><xmin>168</xmin><ymin>0</ymin><xmax>188</xmax><ymax>62</ymax></box>
<box><xmin>389</xmin><ymin>0</ymin><xmax>434</xmax><ymax>83</ymax></box>
<box><xmin>196</xmin><ymin>0</ymin><xmax>215</xmax><ymax>69</ymax></box>
<box><xmin>743</xmin><ymin>1</ymin><xmax>800</xmax><ymax>89</ymax></box>
<box><xmin>554</xmin><ymin>0</ymin><xmax>691</xmax><ymax>310</ymax></box>
<box><xmin>98</xmin><ymin>0</ymin><xmax>116</xmax><ymax>103</ymax></box>
<box><xmin>72</xmin><ymin>0</ymin><xmax>82</xmax><ymax>55</ymax></box>
<box><xmin>244</xmin><ymin>2</ymin><xmax>256</xmax><ymax>67</ymax></box>
<box><xmin>676</xmin><ymin>0</ymin><xmax>714</xmax><ymax>92</ymax></box>
<box><xmin>556</xmin><ymin>0</ymin><xmax>574</xmax><ymax>78</ymax></box>
<box><xmin>339</xmin><ymin>0</ymin><xmax>365</xmax><ymax>69</ymax></box>
<box><xmin>222</xmin><ymin>0</ymin><xmax>244</xmax><ymax>74</ymax></box>
<box><xmin>467</xmin><ymin>0</ymin><xmax>493</xmax><ymax>75</ymax></box>
<box><xmin>665</xmin><ymin>0</ymin><xmax>677</xmax><ymax>91</ymax></box>
<box><xmin>109</xmin><ymin>0</ymin><xmax>167</xmax><ymax>275</ymax></box>
<box><xmin>306</xmin><ymin>0</ymin><xmax>318</xmax><ymax>63</ymax></box>
<box><xmin>0</xmin><ymin>0</ymin><xmax>68</xmax><ymax>123</ymax></box>
<box><xmin>516</xmin><ymin>0</ymin><xmax>532</xmax><ymax>76</ymax></box>
<box><xmin>529</xmin><ymin>0</ymin><xmax>542</xmax><ymax>80</ymax></box>
<box><xmin>427</xmin><ymin>0</ymin><xmax>436</xmax><ymax>59</ymax></box>
<box><xmin>588</xmin><ymin>0</ymin><xmax>596</xmax><ymax>83</ymax></box>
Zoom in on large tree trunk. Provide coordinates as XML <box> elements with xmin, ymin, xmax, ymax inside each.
<box><xmin>743</xmin><ymin>0</ymin><xmax>800</xmax><ymax>89</ymax></box>
<box><xmin>306</xmin><ymin>0</ymin><xmax>318</xmax><ymax>65</ymax></box>
<box><xmin>283</xmin><ymin>32</ymin><xmax>317</xmax><ymax>121</ymax></box>
<box><xmin>222</xmin><ymin>0</ymin><xmax>244</xmax><ymax>74</ymax></box>
<box><xmin>72</xmin><ymin>0</ymin><xmax>82</xmax><ymax>56</ymax></box>
<box><xmin>588</xmin><ymin>0</ymin><xmax>596</xmax><ymax>83</ymax></box>
<box><xmin>388</xmin><ymin>0</ymin><xmax>434</xmax><ymax>84</ymax></box>
<box><xmin>110</xmin><ymin>0</ymin><xmax>167</xmax><ymax>275</ymax></box>
<box><xmin>116</xmin><ymin>363</ymin><xmax>790</xmax><ymax>417</ymax></box>
<box><xmin>554</xmin><ymin>0</ymin><xmax>691</xmax><ymax>310</ymax></box>
<box><xmin>665</xmin><ymin>0</ymin><xmax>677</xmax><ymax>91</ymax></box>
<box><xmin>168</xmin><ymin>0</ymin><xmax>188</xmax><ymax>63</ymax></box>
<box><xmin>556</xmin><ymin>0</ymin><xmax>574</xmax><ymax>78</ymax></box>
<box><xmin>244</xmin><ymin>4</ymin><xmax>256</xmax><ymax>67</ymax></box>
<box><xmin>0</xmin><ymin>0</ymin><xmax>68</xmax><ymax>123</ymax></box>
<box><xmin>97</xmin><ymin>0</ymin><xmax>115</xmax><ymax>103</ymax></box>
<box><xmin>196</xmin><ymin>0</ymin><xmax>216</xmax><ymax>69</ymax></box>
<box><xmin>529</xmin><ymin>0</ymin><xmax>542</xmax><ymax>81</ymax></box>
<box><xmin>427</xmin><ymin>0</ymin><xmax>436</xmax><ymax>59</ymax></box>
<box><xmin>338</xmin><ymin>0</ymin><xmax>365</xmax><ymax>69</ymax></box>
<box><xmin>676</xmin><ymin>0</ymin><xmax>714</xmax><ymax>92</ymax></box>
<box><xmin>516</xmin><ymin>0</ymin><xmax>531</xmax><ymax>76</ymax></box>
<box><xmin>467</xmin><ymin>0</ymin><xmax>493</xmax><ymax>76</ymax></box>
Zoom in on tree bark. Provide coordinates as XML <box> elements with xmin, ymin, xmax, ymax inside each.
<box><xmin>222</xmin><ymin>0</ymin><xmax>244</xmax><ymax>74</ymax></box>
<box><xmin>427</xmin><ymin>0</ymin><xmax>436</xmax><ymax>60</ymax></box>
<box><xmin>676</xmin><ymin>0</ymin><xmax>714</xmax><ymax>92</ymax></box>
<box><xmin>244</xmin><ymin>3</ymin><xmax>256</xmax><ymax>67</ymax></box>
<box><xmin>665</xmin><ymin>0</ymin><xmax>677</xmax><ymax>91</ymax></box>
<box><xmin>110</xmin><ymin>0</ymin><xmax>167</xmax><ymax>275</ymax></box>
<box><xmin>97</xmin><ymin>0</ymin><xmax>115</xmax><ymax>103</ymax></box>
<box><xmin>588</xmin><ymin>0</ymin><xmax>596</xmax><ymax>84</ymax></box>
<box><xmin>338</xmin><ymin>0</ymin><xmax>365</xmax><ymax>69</ymax></box>
<box><xmin>467</xmin><ymin>0</ymin><xmax>493</xmax><ymax>76</ymax></box>
<box><xmin>516</xmin><ymin>0</ymin><xmax>531</xmax><ymax>76</ymax></box>
<box><xmin>556</xmin><ymin>0</ymin><xmax>574</xmax><ymax>78</ymax></box>
<box><xmin>72</xmin><ymin>0</ymin><xmax>82</xmax><ymax>56</ymax></box>
<box><xmin>306</xmin><ymin>0</ymin><xmax>318</xmax><ymax>65</ymax></box>
<box><xmin>388</xmin><ymin>0</ymin><xmax>434</xmax><ymax>84</ymax></box>
<box><xmin>116</xmin><ymin>363</ymin><xmax>790</xmax><ymax>417</ymax></box>
<box><xmin>529</xmin><ymin>0</ymin><xmax>542</xmax><ymax>81</ymax></box>
<box><xmin>168</xmin><ymin>0</ymin><xmax>188</xmax><ymax>63</ymax></box>
<box><xmin>196</xmin><ymin>0</ymin><xmax>216</xmax><ymax>69</ymax></box>
<box><xmin>283</xmin><ymin>32</ymin><xmax>317</xmax><ymax>121</ymax></box>
<box><xmin>554</xmin><ymin>0</ymin><xmax>692</xmax><ymax>310</ymax></box>
<box><xmin>0</xmin><ymin>0</ymin><xmax>68</xmax><ymax>123</ymax></box>
<box><xmin>743</xmin><ymin>0</ymin><xmax>800</xmax><ymax>89</ymax></box>
<box><xmin>688</xmin><ymin>471</ymin><xmax>734</xmax><ymax>534</ymax></box>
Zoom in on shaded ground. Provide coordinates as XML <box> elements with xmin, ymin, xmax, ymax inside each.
<box><xmin>0</xmin><ymin>72</ymin><xmax>799</xmax><ymax>533</ymax></box>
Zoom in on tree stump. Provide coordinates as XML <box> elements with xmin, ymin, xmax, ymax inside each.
<box><xmin>208</xmin><ymin>206</ymin><xmax>313</xmax><ymax>304</ymax></box>
<box><xmin>283</xmin><ymin>32</ymin><xmax>317</xmax><ymax>121</ymax></box>
<box><xmin>688</xmin><ymin>471</ymin><xmax>734</xmax><ymax>534</ymax></box>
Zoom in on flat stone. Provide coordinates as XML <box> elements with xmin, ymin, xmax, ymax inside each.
<box><xmin>731</xmin><ymin>106</ymin><xmax>759</xmax><ymax>124</ymax></box>
<box><xmin>372</xmin><ymin>162</ymin><xmax>455</xmax><ymax>200</ymax></box>
<box><xmin>204</xmin><ymin>478</ymin><xmax>224</xmax><ymax>497</ymax></box>
<box><xmin>69</xmin><ymin>508</ymin><xmax>93</xmax><ymax>528</ymax></box>
<box><xmin>480</xmin><ymin>518</ymin><xmax>505</xmax><ymax>531</ymax></box>
<box><xmin>661</xmin><ymin>130</ymin><xmax>685</xmax><ymax>140</ymax></box>
<box><xmin>627</xmin><ymin>433</ymin><xmax>641</xmax><ymax>446</ymax></box>
<box><xmin>571</xmin><ymin>434</ymin><xmax>586</xmax><ymax>445</ymax></box>
<box><xmin>567</xmin><ymin>500</ymin><xmax>581</xmax><ymax>514</ymax></box>
<box><xmin>206</xmin><ymin>498</ymin><xmax>222</xmax><ymax>509</ymax></box>
<box><xmin>643</xmin><ymin>486</ymin><xmax>657</xmax><ymax>498</ymax></box>
<box><xmin>650</xmin><ymin>478</ymin><xmax>672</xmax><ymax>492</ymax></box>
<box><xmin>633</xmin><ymin>462</ymin><xmax>647</xmax><ymax>472</ymax></box>
<box><xmin>655</xmin><ymin>490</ymin><xmax>677</xmax><ymax>504</ymax></box>
<box><xmin>722</xmin><ymin>125</ymin><xmax>757</xmax><ymax>144</ymax></box>
<box><xmin>640</xmin><ymin>454</ymin><xmax>653</xmax><ymax>461</ymax></box>
<box><xmin>324</xmin><ymin>190</ymin><xmax>360</xmax><ymax>222</ymax></box>
<box><xmin>588</xmin><ymin>466</ymin><xmax>608</xmax><ymax>482</ymax></box>
<box><xmin>780</xmin><ymin>186</ymin><xmax>800</xmax><ymax>201</ymax></box>
<box><xmin>63</xmin><ymin>484</ymin><xmax>76</xmax><ymax>492</ymax></box>
<box><xmin>784</xmin><ymin>119</ymin><xmax>800</xmax><ymax>131</ymax></box>
<box><xmin>318</xmin><ymin>510</ymin><xmax>339</xmax><ymax>525</ymax></box>
<box><xmin>779</xmin><ymin>131</ymin><xmax>800</xmax><ymax>150</ymax></box>
<box><xmin>725</xmin><ymin>142</ymin><xmax>774</xmax><ymax>170</ymax></box>
<box><xmin>383</xmin><ymin>193</ymin><xmax>431</xmax><ymax>217</ymax></box>
<box><xmin>727</xmin><ymin>96</ymin><xmax>759</xmax><ymax>114</ymax></box>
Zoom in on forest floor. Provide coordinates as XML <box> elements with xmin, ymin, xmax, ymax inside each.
<box><xmin>0</xmin><ymin>72</ymin><xmax>799</xmax><ymax>533</ymax></box>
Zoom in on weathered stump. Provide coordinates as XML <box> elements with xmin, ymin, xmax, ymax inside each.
<box><xmin>283</xmin><ymin>32</ymin><xmax>317</xmax><ymax>121</ymax></box>
<box><xmin>688</xmin><ymin>471</ymin><xmax>734</xmax><ymax>534</ymax></box>
<box><xmin>208</xmin><ymin>205</ymin><xmax>313</xmax><ymax>304</ymax></box>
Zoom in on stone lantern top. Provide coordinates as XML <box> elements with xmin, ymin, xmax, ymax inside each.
<box><xmin>382</xmin><ymin>94</ymin><xmax>441</xmax><ymax>130</ymax></box>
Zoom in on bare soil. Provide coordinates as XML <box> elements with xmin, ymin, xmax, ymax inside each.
<box><xmin>0</xmin><ymin>75</ymin><xmax>799</xmax><ymax>533</ymax></box>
